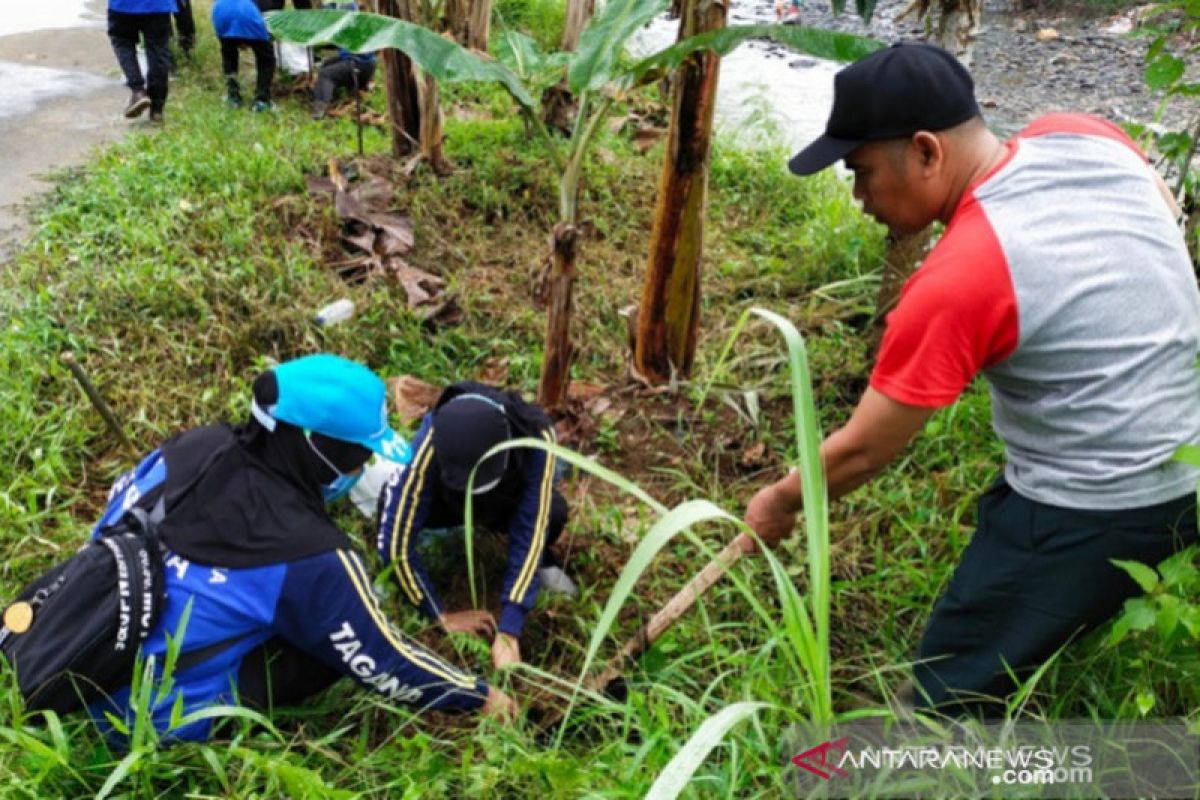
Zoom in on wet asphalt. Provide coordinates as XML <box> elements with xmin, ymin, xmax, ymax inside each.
<box><xmin>0</xmin><ymin>0</ymin><xmax>131</xmax><ymax>260</ymax></box>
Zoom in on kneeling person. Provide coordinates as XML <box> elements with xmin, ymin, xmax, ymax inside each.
<box><xmin>88</xmin><ymin>355</ymin><xmax>513</xmax><ymax>743</ymax></box>
<box><xmin>377</xmin><ymin>382</ymin><xmax>573</xmax><ymax>670</ymax></box>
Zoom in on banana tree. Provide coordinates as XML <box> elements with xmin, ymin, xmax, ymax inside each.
<box><xmin>635</xmin><ymin>0</ymin><xmax>881</xmax><ymax>385</ymax></box>
<box><xmin>896</xmin><ymin>0</ymin><xmax>982</xmax><ymax>58</ymax></box>
<box><xmin>267</xmin><ymin>3</ymin><xmax>878</xmax><ymax>409</ymax></box>
<box><xmin>374</xmin><ymin>0</ymin><xmax>421</xmax><ymax>158</ymax></box>
<box><xmin>561</xmin><ymin>0</ymin><xmax>595</xmax><ymax>51</ymax></box>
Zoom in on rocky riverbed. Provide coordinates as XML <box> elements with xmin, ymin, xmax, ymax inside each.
<box><xmin>740</xmin><ymin>0</ymin><xmax>1187</xmax><ymax>139</ymax></box>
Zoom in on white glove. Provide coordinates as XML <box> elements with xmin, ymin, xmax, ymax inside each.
<box><xmin>350</xmin><ymin>456</ymin><xmax>405</xmax><ymax>519</ymax></box>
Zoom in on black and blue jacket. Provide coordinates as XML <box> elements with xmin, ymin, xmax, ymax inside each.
<box><xmin>376</xmin><ymin>383</ymin><xmax>557</xmax><ymax>638</ymax></box>
<box><xmin>87</xmin><ymin>425</ymin><xmax>486</xmax><ymax>743</ymax></box>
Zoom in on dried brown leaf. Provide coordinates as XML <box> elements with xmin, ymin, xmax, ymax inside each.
<box><xmin>479</xmin><ymin>357</ymin><xmax>510</xmax><ymax>385</ymax></box>
<box><xmin>420</xmin><ymin>295</ymin><xmax>463</xmax><ymax>330</ymax></box>
<box><xmin>388</xmin><ymin>375</ymin><xmax>441</xmax><ymax>425</ymax></box>
<box><xmin>634</xmin><ymin>125</ymin><xmax>667</xmax><ymax>153</ymax></box>
<box><xmin>342</xmin><ymin>228</ymin><xmax>377</xmax><ymax>255</ymax></box>
<box><xmin>741</xmin><ymin>441</ymin><xmax>767</xmax><ymax>468</ymax></box>
<box><xmin>367</xmin><ymin>212</ymin><xmax>415</xmax><ymax>253</ymax></box>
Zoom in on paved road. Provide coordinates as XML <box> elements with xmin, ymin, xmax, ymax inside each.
<box><xmin>0</xmin><ymin>1</ymin><xmax>132</xmax><ymax>259</ymax></box>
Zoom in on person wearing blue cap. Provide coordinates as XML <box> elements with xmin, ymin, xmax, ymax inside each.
<box><xmin>376</xmin><ymin>382</ymin><xmax>574</xmax><ymax>671</ymax></box>
<box><xmin>742</xmin><ymin>42</ymin><xmax>1200</xmax><ymax>716</ymax></box>
<box><xmin>85</xmin><ymin>354</ymin><xmax>515</xmax><ymax>744</ymax></box>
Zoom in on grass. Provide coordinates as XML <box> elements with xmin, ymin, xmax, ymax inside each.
<box><xmin>0</xmin><ymin>3</ymin><xmax>1195</xmax><ymax>796</ymax></box>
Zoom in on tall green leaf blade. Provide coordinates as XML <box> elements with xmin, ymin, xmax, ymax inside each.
<box><xmin>751</xmin><ymin>307</ymin><xmax>831</xmax><ymax>720</ymax></box>
<box><xmin>463</xmin><ymin>436</ymin><xmax>669</xmax><ymax>607</ymax></box>
<box><xmin>568</xmin><ymin>0</ymin><xmax>670</xmax><ymax>94</ymax></box>
<box><xmin>625</xmin><ymin>24</ymin><xmax>882</xmax><ymax>90</ymax></box>
<box><xmin>645</xmin><ymin>701</ymin><xmax>770</xmax><ymax>800</ymax></box>
<box><xmin>266</xmin><ymin>10</ymin><xmax>537</xmax><ymax>109</ymax></box>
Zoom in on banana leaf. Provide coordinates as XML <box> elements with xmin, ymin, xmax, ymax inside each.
<box><xmin>265</xmin><ymin>10</ymin><xmax>537</xmax><ymax>110</ymax></box>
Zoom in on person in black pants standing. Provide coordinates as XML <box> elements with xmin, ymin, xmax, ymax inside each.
<box><xmin>212</xmin><ymin>0</ymin><xmax>276</xmax><ymax>112</ymax></box>
<box><xmin>173</xmin><ymin>0</ymin><xmax>196</xmax><ymax>59</ymax></box>
<box><xmin>107</xmin><ymin>0</ymin><xmax>176</xmax><ymax>122</ymax></box>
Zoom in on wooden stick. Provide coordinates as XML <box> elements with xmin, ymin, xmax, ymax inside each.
<box><xmin>538</xmin><ymin>537</ymin><xmax>745</xmax><ymax>732</ymax></box>
<box><xmin>60</xmin><ymin>352</ymin><xmax>137</xmax><ymax>458</ymax></box>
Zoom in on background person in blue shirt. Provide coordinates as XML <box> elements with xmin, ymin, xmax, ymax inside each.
<box><xmin>107</xmin><ymin>0</ymin><xmax>177</xmax><ymax>121</ymax></box>
<box><xmin>212</xmin><ymin>0</ymin><xmax>276</xmax><ymax>111</ymax></box>
<box><xmin>376</xmin><ymin>382</ymin><xmax>575</xmax><ymax>671</ymax></box>
<box><xmin>87</xmin><ymin>355</ymin><xmax>515</xmax><ymax>743</ymax></box>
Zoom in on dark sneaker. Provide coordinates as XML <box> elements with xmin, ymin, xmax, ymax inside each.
<box><xmin>124</xmin><ymin>90</ymin><xmax>151</xmax><ymax>119</ymax></box>
<box><xmin>149</xmin><ymin>110</ymin><xmax>164</xmax><ymax>125</ymax></box>
<box><xmin>251</xmin><ymin>100</ymin><xmax>272</xmax><ymax>113</ymax></box>
<box><xmin>225</xmin><ymin>93</ymin><xmax>242</xmax><ymax>109</ymax></box>
<box><xmin>311</xmin><ymin>101</ymin><xmax>328</xmax><ymax>120</ymax></box>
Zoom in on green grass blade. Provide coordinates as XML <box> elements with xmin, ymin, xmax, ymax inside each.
<box><xmin>95</xmin><ymin>748</ymin><xmax>143</xmax><ymax>800</ymax></box>
<box><xmin>750</xmin><ymin>307</ymin><xmax>831</xmax><ymax>718</ymax></box>
<box><xmin>462</xmin><ymin>436</ymin><xmax>669</xmax><ymax>607</ymax></box>
<box><xmin>644</xmin><ymin>701</ymin><xmax>770</xmax><ymax>800</ymax></box>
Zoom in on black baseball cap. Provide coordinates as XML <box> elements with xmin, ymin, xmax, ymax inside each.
<box><xmin>432</xmin><ymin>394</ymin><xmax>512</xmax><ymax>494</ymax></box>
<box><xmin>788</xmin><ymin>42</ymin><xmax>982</xmax><ymax>176</ymax></box>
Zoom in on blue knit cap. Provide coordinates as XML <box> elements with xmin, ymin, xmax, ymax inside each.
<box><xmin>250</xmin><ymin>354</ymin><xmax>412</xmax><ymax>464</ymax></box>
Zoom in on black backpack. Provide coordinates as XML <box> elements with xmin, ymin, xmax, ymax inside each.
<box><xmin>0</xmin><ymin>501</ymin><xmax>167</xmax><ymax>715</ymax></box>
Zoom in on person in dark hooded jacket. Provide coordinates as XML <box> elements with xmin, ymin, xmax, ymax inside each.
<box><xmin>376</xmin><ymin>382</ymin><xmax>574</xmax><ymax>671</ymax></box>
<box><xmin>86</xmin><ymin>354</ymin><xmax>515</xmax><ymax>743</ymax></box>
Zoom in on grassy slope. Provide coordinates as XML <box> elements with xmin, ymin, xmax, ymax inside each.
<box><xmin>0</xmin><ymin>9</ymin><xmax>1193</xmax><ymax>798</ymax></box>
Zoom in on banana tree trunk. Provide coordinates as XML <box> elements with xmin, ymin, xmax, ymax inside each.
<box><xmin>560</xmin><ymin>0</ymin><xmax>594</xmax><ymax>51</ymax></box>
<box><xmin>376</xmin><ymin>0</ymin><xmax>421</xmax><ymax>157</ymax></box>
<box><xmin>868</xmin><ymin>230</ymin><xmax>929</xmax><ymax>358</ymax></box>
<box><xmin>466</xmin><ymin>0</ymin><xmax>490</xmax><ymax>50</ymax></box>
<box><xmin>418</xmin><ymin>69</ymin><xmax>449</xmax><ymax>173</ymax></box>
<box><xmin>537</xmin><ymin>222</ymin><xmax>579</xmax><ymax>409</ymax></box>
<box><xmin>633</xmin><ymin>0</ymin><xmax>726</xmax><ymax>384</ymax></box>
<box><xmin>445</xmin><ymin>0</ymin><xmax>468</xmax><ymax>41</ymax></box>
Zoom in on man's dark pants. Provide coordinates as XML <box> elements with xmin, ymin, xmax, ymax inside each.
<box><xmin>220</xmin><ymin>38</ymin><xmax>277</xmax><ymax>103</ymax></box>
<box><xmin>107</xmin><ymin>11</ymin><xmax>173</xmax><ymax>113</ymax></box>
<box><xmin>915</xmin><ymin>477</ymin><xmax>1197</xmax><ymax>715</ymax></box>
<box><xmin>314</xmin><ymin>59</ymin><xmax>376</xmax><ymax>106</ymax></box>
<box><xmin>173</xmin><ymin>0</ymin><xmax>196</xmax><ymax>53</ymax></box>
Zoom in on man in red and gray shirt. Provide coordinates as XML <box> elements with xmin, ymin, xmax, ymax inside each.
<box><xmin>742</xmin><ymin>42</ymin><xmax>1200</xmax><ymax>715</ymax></box>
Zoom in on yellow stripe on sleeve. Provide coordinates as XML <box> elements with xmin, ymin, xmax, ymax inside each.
<box><xmin>334</xmin><ymin>550</ymin><xmax>476</xmax><ymax>690</ymax></box>
<box><xmin>388</xmin><ymin>434</ymin><xmax>435</xmax><ymax>605</ymax></box>
<box><xmin>509</xmin><ymin>430</ymin><xmax>556</xmax><ymax>602</ymax></box>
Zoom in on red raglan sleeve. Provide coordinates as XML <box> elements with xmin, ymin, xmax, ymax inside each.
<box><xmin>869</xmin><ymin>201</ymin><xmax>1020</xmax><ymax>408</ymax></box>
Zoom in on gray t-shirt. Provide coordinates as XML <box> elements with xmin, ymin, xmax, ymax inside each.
<box><xmin>871</xmin><ymin>114</ymin><xmax>1200</xmax><ymax>510</ymax></box>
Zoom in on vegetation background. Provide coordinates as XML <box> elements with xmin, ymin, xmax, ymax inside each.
<box><xmin>0</xmin><ymin>0</ymin><xmax>1196</xmax><ymax>796</ymax></box>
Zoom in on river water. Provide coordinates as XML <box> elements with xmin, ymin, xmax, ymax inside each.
<box><xmin>627</xmin><ymin>13</ymin><xmax>841</xmax><ymax>155</ymax></box>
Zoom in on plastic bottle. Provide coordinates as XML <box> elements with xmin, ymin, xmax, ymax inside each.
<box><xmin>314</xmin><ymin>298</ymin><xmax>355</xmax><ymax>326</ymax></box>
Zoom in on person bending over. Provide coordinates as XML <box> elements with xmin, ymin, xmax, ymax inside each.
<box><xmin>743</xmin><ymin>42</ymin><xmax>1200</xmax><ymax>716</ymax></box>
<box><xmin>376</xmin><ymin>382</ymin><xmax>575</xmax><ymax>671</ymax></box>
<box><xmin>87</xmin><ymin>355</ymin><xmax>514</xmax><ymax>744</ymax></box>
